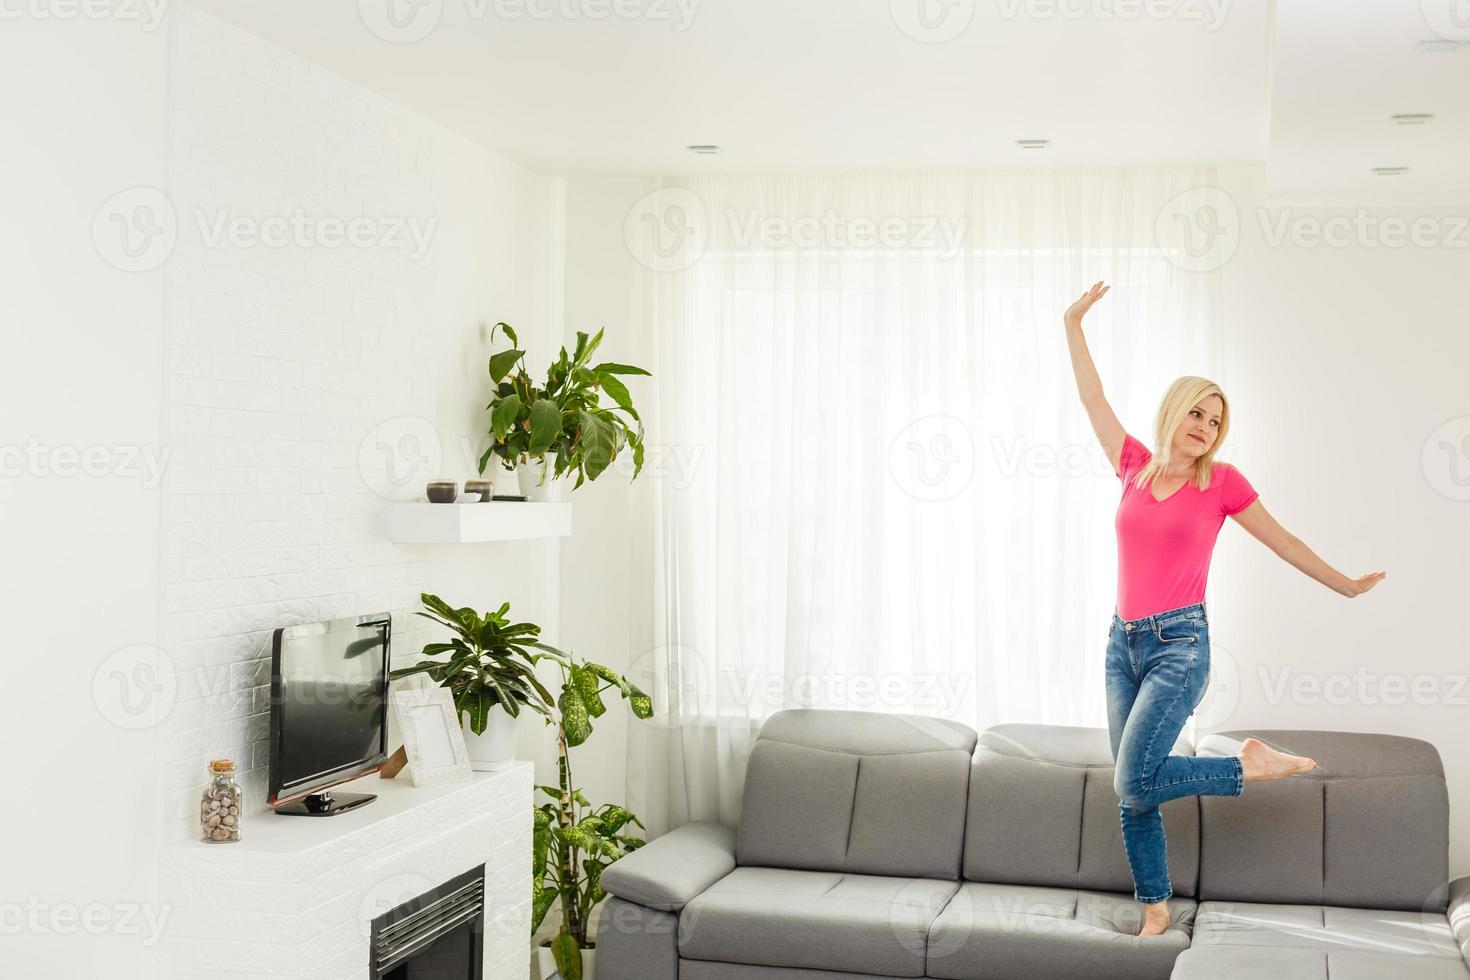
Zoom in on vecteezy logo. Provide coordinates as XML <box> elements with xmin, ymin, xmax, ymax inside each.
<box><xmin>1421</xmin><ymin>0</ymin><xmax>1470</xmax><ymax>42</ymax></box>
<box><xmin>1422</xmin><ymin>416</ymin><xmax>1470</xmax><ymax>501</ymax></box>
<box><xmin>888</xmin><ymin>414</ymin><xmax>976</xmax><ymax>501</ymax></box>
<box><xmin>1154</xmin><ymin>186</ymin><xmax>1240</xmax><ymax>273</ymax></box>
<box><xmin>890</xmin><ymin>0</ymin><xmax>975</xmax><ymax>43</ymax></box>
<box><xmin>623</xmin><ymin>187</ymin><xmax>710</xmax><ymax>273</ymax></box>
<box><xmin>358</xmin><ymin>416</ymin><xmax>444</xmax><ymax>501</ymax></box>
<box><xmin>92</xmin><ymin>187</ymin><xmax>177</xmax><ymax>273</ymax></box>
<box><xmin>624</xmin><ymin>643</ymin><xmax>707</xmax><ymax>731</ymax></box>
<box><xmin>358</xmin><ymin>0</ymin><xmax>443</xmax><ymax>43</ymax></box>
<box><xmin>92</xmin><ymin>644</ymin><xmax>177</xmax><ymax>730</ymax></box>
<box><xmin>1191</xmin><ymin>640</ymin><xmax>1239</xmax><ymax>730</ymax></box>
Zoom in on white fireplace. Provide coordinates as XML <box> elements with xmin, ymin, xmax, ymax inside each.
<box><xmin>160</xmin><ymin>764</ymin><xmax>532</xmax><ymax>979</ymax></box>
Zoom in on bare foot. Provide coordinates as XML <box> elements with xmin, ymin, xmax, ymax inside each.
<box><xmin>1239</xmin><ymin>736</ymin><xmax>1317</xmax><ymax>782</ymax></box>
<box><xmin>1138</xmin><ymin>900</ymin><xmax>1171</xmax><ymax>937</ymax></box>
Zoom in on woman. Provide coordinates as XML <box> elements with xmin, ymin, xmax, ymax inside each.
<box><xmin>1063</xmin><ymin>281</ymin><xmax>1386</xmax><ymax>938</ymax></box>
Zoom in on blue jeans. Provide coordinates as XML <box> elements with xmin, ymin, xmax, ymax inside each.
<box><xmin>1105</xmin><ymin>601</ymin><xmax>1244</xmax><ymax>904</ymax></box>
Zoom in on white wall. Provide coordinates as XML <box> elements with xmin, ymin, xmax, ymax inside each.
<box><xmin>3</xmin><ymin>6</ymin><xmax>566</xmax><ymax>975</ymax></box>
<box><xmin>1210</xmin><ymin>164</ymin><xmax>1470</xmax><ymax>875</ymax></box>
<box><xmin>0</xmin><ymin>14</ymin><xmax>170</xmax><ymax>980</ymax></box>
<box><xmin>545</xmin><ymin>177</ymin><xmax>652</xmax><ymax>822</ymax></box>
<box><xmin>159</xmin><ymin>4</ymin><xmax>567</xmax><ymax>846</ymax></box>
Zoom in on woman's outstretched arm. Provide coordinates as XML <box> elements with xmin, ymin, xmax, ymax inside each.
<box><xmin>1063</xmin><ymin>281</ymin><xmax>1126</xmax><ymax>474</ymax></box>
<box><xmin>1230</xmin><ymin>500</ymin><xmax>1387</xmax><ymax>597</ymax></box>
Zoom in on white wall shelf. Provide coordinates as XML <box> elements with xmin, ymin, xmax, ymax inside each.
<box><xmin>387</xmin><ymin>502</ymin><xmax>572</xmax><ymax>544</ymax></box>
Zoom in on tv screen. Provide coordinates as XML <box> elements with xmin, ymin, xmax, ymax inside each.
<box><xmin>268</xmin><ymin>613</ymin><xmax>391</xmax><ymax>809</ymax></box>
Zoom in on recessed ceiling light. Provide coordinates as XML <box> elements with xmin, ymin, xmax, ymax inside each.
<box><xmin>1370</xmin><ymin>167</ymin><xmax>1410</xmax><ymax>176</ymax></box>
<box><xmin>1390</xmin><ymin>113</ymin><xmax>1435</xmax><ymax>125</ymax></box>
<box><xmin>686</xmin><ymin>145</ymin><xmax>721</xmax><ymax>155</ymax></box>
<box><xmin>1015</xmin><ymin>139</ymin><xmax>1051</xmax><ymax>150</ymax></box>
<box><xmin>1415</xmin><ymin>39</ymin><xmax>1465</xmax><ymax>54</ymax></box>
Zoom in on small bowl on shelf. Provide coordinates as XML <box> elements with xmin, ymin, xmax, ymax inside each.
<box><xmin>426</xmin><ymin>481</ymin><xmax>458</xmax><ymax>503</ymax></box>
<box><xmin>464</xmin><ymin>479</ymin><xmax>493</xmax><ymax>502</ymax></box>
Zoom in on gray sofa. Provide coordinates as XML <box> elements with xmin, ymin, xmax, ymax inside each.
<box><xmin>596</xmin><ymin>709</ymin><xmax>1469</xmax><ymax>980</ymax></box>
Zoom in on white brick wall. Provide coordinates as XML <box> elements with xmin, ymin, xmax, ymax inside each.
<box><xmin>160</xmin><ymin>4</ymin><xmax>565</xmax><ymax>843</ymax></box>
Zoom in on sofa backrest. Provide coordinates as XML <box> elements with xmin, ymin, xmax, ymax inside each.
<box><xmin>962</xmin><ymin>724</ymin><xmax>1202</xmax><ymax>897</ymax></box>
<box><xmin>735</xmin><ymin>713</ymin><xmax>1451</xmax><ymax>913</ymax></box>
<box><xmin>736</xmin><ymin>709</ymin><xmax>979</xmax><ymax>879</ymax></box>
<box><xmin>1195</xmin><ymin>730</ymin><xmax>1449</xmax><ymax>913</ymax></box>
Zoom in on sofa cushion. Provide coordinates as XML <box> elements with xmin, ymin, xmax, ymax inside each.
<box><xmin>736</xmin><ymin>709</ymin><xmax>978</xmax><ymax>879</ymax></box>
<box><xmin>1450</xmin><ymin>876</ymin><xmax>1470</xmax><ymax>962</ymax></box>
<box><xmin>1192</xmin><ymin>900</ymin><xmax>1461</xmax><ymax>957</ymax></box>
<box><xmin>678</xmin><ymin>866</ymin><xmax>958</xmax><ymax>977</ymax></box>
<box><xmin>926</xmin><ymin>881</ymin><xmax>1196</xmax><ymax>980</ymax></box>
<box><xmin>963</xmin><ymin>724</ymin><xmax>1201</xmax><ymax>897</ymax></box>
<box><xmin>1170</xmin><ymin>946</ymin><xmax>1470</xmax><ymax>980</ymax></box>
<box><xmin>1196</xmin><ymin>731</ymin><xmax>1449</xmax><ymax>912</ymax></box>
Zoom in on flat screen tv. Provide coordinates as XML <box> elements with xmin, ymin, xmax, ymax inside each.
<box><xmin>267</xmin><ymin>613</ymin><xmax>391</xmax><ymax>816</ymax></box>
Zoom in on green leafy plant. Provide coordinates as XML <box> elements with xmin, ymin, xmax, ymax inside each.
<box><xmin>530</xmin><ymin>648</ymin><xmax>654</xmax><ymax>980</ymax></box>
<box><xmin>478</xmin><ymin>322</ymin><xmax>651</xmax><ymax>490</ymax></box>
<box><xmin>387</xmin><ymin>594</ymin><xmax>555</xmax><ymax>732</ymax></box>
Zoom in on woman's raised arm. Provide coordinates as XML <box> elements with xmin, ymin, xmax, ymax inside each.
<box><xmin>1230</xmin><ymin>500</ymin><xmax>1387</xmax><ymax>597</ymax></box>
<box><xmin>1064</xmin><ymin>281</ymin><xmax>1126</xmax><ymax>474</ymax></box>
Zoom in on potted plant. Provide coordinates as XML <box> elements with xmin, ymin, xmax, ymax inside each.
<box><xmin>479</xmin><ymin>322</ymin><xmax>651</xmax><ymax>501</ymax></box>
<box><xmin>388</xmin><ymin>594</ymin><xmax>555</xmax><ymax>771</ymax></box>
<box><xmin>529</xmin><ymin>647</ymin><xmax>653</xmax><ymax>980</ymax></box>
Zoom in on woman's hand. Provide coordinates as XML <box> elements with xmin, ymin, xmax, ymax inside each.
<box><xmin>1064</xmin><ymin>281</ymin><xmax>1110</xmax><ymax>327</ymax></box>
<box><xmin>1344</xmin><ymin>570</ymin><xmax>1387</xmax><ymax>597</ymax></box>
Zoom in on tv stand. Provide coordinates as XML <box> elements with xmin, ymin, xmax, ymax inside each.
<box><xmin>273</xmin><ymin>790</ymin><xmax>376</xmax><ymax>817</ymax></box>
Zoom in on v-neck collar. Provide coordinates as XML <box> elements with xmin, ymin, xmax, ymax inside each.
<box><xmin>1147</xmin><ymin>477</ymin><xmax>1192</xmax><ymax>504</ymax></box>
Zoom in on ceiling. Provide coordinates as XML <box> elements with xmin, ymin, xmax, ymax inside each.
<box><xmin>185</xmin><ymin>0</ymin><xmax>1470</xmax><ymax>202</ymax></box>
<box><xmin>1269</xmin><ymin>0</ymin><xmax>1470</xmax><ymax>204</ymax></box>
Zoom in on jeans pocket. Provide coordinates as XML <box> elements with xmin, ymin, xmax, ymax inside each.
<box><xmin>1157</xmin><ymin>619</ymin><xmax>1200</xmax><ymax>644</ymax></box>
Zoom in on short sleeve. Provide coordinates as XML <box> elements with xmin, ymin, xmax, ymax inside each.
<box><xmin>1219</xmin><ymin>464</ymin><xmax>1259</xmax><ymax>516</ymax></box>
<box><xmin>1116</xmin><ymin>433</ymin><xmax>1150</xmax><ymax>482</ymax></box>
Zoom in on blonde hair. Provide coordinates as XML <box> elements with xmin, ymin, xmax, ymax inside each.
<box><xmin>1131</xmin><ymin>376</ymin><xmax>1231</xmax><ymax>493</ymax></box>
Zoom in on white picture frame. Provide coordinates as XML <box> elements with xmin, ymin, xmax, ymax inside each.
<box><xmin>389</xmin><ymin>688</ymin><xmax>474</xmax><ymax>788</ymax></box>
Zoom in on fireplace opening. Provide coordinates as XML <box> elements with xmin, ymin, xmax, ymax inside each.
<box><xmin>370</xmin><ymin>864</ymin><xmax>485</xmax><ymax>979</ymax></box>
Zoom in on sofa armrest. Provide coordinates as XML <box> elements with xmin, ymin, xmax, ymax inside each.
<box><xmin>1451</xmin><ymin>876</ymin><xmax>1470</xmax><ymax>966</ymax></box>
<box><xmin>602</xmin><ymin>821</ymin><xmax>736</xmax><ymax>912</ymax></box>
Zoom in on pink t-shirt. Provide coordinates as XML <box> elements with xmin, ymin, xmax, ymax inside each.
<box><xmin>1114</xmin><ymin>432</ymin><xmax>1259</xmax><ymax>620</ymax></box>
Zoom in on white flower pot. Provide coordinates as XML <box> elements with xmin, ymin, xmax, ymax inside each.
<box><xmin>489</xmin><ymin>458</ymin><xmax>519</xmax><ymax>497</ymax></box>
<box><xmin>537</xmin><ymin>943</ymin><xmax>595</xmax><ymax>980</ymax></box>
<box><xmin>518</xmin><ymin>455</ymin><xmax>565</xmax><ymax>502</ymax></box>
<box><xmin>461</xmin><ymin>702</ymin><xmax>517</xmax><ymax>772</ymax></box>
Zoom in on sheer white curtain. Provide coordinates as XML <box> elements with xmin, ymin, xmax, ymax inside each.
<box><xmin>622</xmin><ymin>169</ymin><xmax>1225</xmax><ymax>835</ymax></box>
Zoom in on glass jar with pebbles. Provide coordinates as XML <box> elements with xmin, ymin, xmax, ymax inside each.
<box><xmin>200</xmin><ymin>759</ymin><xmax>242</xmax><ymax>843</ymax></box>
